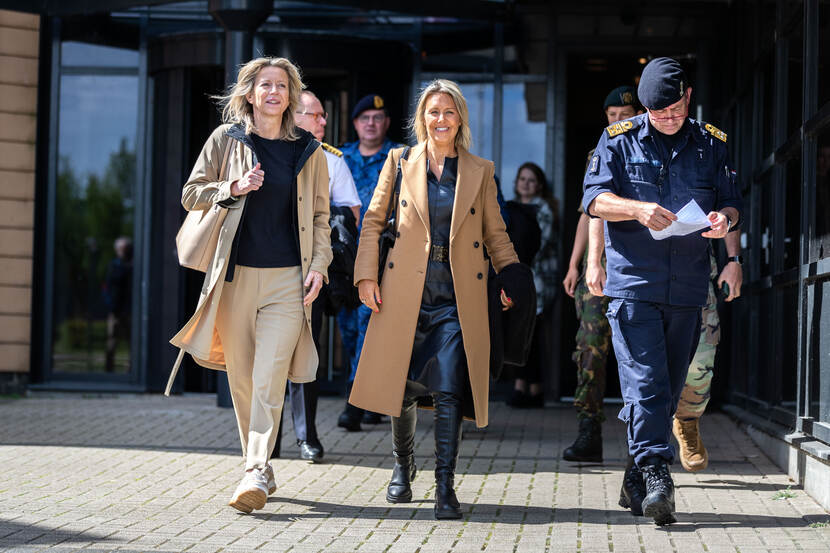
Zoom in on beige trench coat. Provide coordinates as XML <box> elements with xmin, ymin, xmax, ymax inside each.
<box><xmin>168</xmin><ymin>124</ymin><xmax>332</xmax><ymax>385</ymax></box>
<box><xmin>348</xmin><ymin>142</ymin><xmax>518</xmax><ymax>427</ymax></box>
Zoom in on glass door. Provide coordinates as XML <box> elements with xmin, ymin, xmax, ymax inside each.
<box><xmin>48</xmin><ymin>40</ymin><xmax>140</xmax><ymax>381</ymax></box>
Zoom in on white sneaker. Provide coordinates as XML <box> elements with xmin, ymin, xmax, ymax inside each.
<box><xmin>264</xmin><ymin>463</ymin><xmax>276</xmax><ymax>495</ymax></box>
<box><xmin>228</xmin><ymin>468</ymin><xmax>269</xmax><ymax>513</ymax></box>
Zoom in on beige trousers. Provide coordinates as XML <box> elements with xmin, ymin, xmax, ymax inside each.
<box><xmin>215</xmin><ymin>264</ymin><xmax>304</xmax><ymax>470</ymax></box>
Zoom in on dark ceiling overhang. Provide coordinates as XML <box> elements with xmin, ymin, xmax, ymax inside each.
<box><xmin>0</xmin><ymin>0</ymin><xmax>511</xmax><ymax>20</ymax></box>
<box><xmin>0</xmin><ymin>0</ymin><xmax>175</xmax><ymax>16</ymax></box>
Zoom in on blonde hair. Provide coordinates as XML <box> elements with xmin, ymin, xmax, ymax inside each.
<box><xmin>411</xmin><ymin>79</ymin><xmax>472</xmax><ymax>150</ymax></box>
<box><xmin>215</xmin><ymin>57</ymin><xmax>305</xmax><ymax>139</ymax></box>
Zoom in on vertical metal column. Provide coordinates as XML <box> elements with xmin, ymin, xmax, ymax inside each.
<box><xmin>492</xmin><ymin>23</ymin><xmax>503</xmax><ymax>180</ymax></box>
<box><xmin>797</xmin><ymin>0</ymin><xmax>819</xmax><ymax>427</ymax></box>
<box><xmin>409</xmin><ymin>19</ymin><xmax>423</xmax><ymax>140</ymax></box>
<box><xmin>135</xmin><ymin>14</ymin><xmax>151</xmax><ymax>389</ymax></box>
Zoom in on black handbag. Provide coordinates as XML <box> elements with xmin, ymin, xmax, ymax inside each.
<box><xmin>377</xmin><ymin>146</ymin><xmax>410</xmax><ymax>283</ymax></box>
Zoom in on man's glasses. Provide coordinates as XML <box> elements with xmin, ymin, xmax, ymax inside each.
<box><xmin>357</xmin><ymin>113</ymin><xmax>386</xmax><ymax>124</ymax></box>
<box><xmin>299</xmin><ymin>111</ymin><xmax>328</xmax><ymax>122</ymax></box>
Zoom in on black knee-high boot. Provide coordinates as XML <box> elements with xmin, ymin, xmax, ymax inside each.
<box><xmin>432</xmin><ymin>392</ymin><xmax>463</xmax><ymax>520</ymax></box>
<box><xmin>387</xmin><ymin>398</ymin><xmax>418</xmax><ymax>503</ymax></box>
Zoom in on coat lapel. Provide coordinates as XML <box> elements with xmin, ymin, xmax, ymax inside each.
<box><xmin>400</xmin><ymin>142</ymin><xmax>430</xmax><ymax>231</ymax></box>
<box><xmin>450</xmin><ymin>148</ymin><xmax>483</xmax><ymax>241</ymax></box>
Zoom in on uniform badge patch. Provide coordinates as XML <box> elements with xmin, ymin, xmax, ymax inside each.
<box><xmin>590</xmin><ymin>155</ymin><xmax>600</xmax><ymax>174</ymax></box>
<box><xmin>606</xmin><ymin>120</ymin><xmax>634</xmax><ymax>137</ymax></box>
<box><xmin>373</xmin><ymin>95</ymin><xmax>384</xmax><ymax>109</ymax></box>
<box><xmin>704</xmin><ymin>123</ymin><xmax>727</xmax><ymax>142</ymax></box>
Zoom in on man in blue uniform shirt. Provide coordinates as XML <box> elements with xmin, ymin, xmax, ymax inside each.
<box><xmin>337</xmin><ymin>94</ymin><xmax>403</xmax><ymax>431</ymax></box>
<box><xmin>582</xmin><ymin>57</ymin><xmax>742</xmax><ymax>525</ymax></box>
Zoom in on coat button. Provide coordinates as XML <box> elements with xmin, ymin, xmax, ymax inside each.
<box><xmin>671</xmin><ymin>275</ymin><xmax>677</xmax><ymax>281</ymax></box>
<box><xmin>299</xmin><ymin>196</ymin><xmax>302</xmax><ymax>201</ymax></box>
<box><xmin>301</xmin><ymin>227</ymin><xmax>305</xmax><ymax>231</ymax></box>
<box><xmin>470</xmin><ymin>207</ymin><xmax>476</xmax><ymax>214</ymax></box>
<box><xmin>303</xmin><ymin>257</ymin><xmax>308</xmax><ymax>262</ymax></box>
<box><xmin>477</xmin><ymin>272</ymin><xmax>483</xmax><ymax>279</ymax></box>
<box><xmin>473</xmin><ymin>241</ymin><xmax>480</xmax><ymax>248</ymax></box>
<box><xmin>401</xmin><ymin>199</ymin><xmax>407</xmax><ymax>207</ymax></box>
<box><xmin>396</xmin><ymin>231</ymin><xmax>401</xmax><ymax>238</ymax></box>
<box><xmin>389</xmin><ymin>262</ymin><xmax>394</xmax><ymax>269</ymax></box>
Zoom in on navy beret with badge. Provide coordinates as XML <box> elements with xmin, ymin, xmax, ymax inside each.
<box><xmin>351</xmin><ymin>94</ymin><xmax>387</xmax><ymax>120</ymax></box>
<box><xmin>637</xmin><ymin>57</ymin><xmax>688</xmax><ymax>110</ymax></box>
<box><xmin>603</xmin><ymin>85</ymin><xmax>638</xmax><ymax>109</ymax></box>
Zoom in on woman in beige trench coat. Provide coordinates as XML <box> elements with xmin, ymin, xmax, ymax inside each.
<box><xmin>350</xmin><ymin>80</ymin><xmax>520</xmax><ymax>519</ymax></box>
<box><xmin>168</xmin><ymin>57</ymin><xmax>331</xmax><ymax>514</ymax></box>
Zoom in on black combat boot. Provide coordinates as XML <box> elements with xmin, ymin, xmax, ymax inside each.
<box><xmin>433</xmin><ymin>392</ymin><xmax>463</xmax><ymax>520</ymax></box>
<box><xmin>562</xmin><ymin>416</ymin><xmax>603</xmax><ymax>462</ymax></box>
<box><xmin>640</xmin><ymin>457</ymin><xmax>677</xmax><ymax>525</ymax></box>
<box><xmin>618</xmin><ymin>455</ymin><xmax>647</xmax><ymax>516</ymax></box>
<box><xmin>386</xmin><ymin>399</ymin><xmax>418</xmax><ymax>503</ymax></box>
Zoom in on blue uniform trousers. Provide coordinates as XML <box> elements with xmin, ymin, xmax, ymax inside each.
<box><xmin>606</xmin><ymin>298</ymin><xmax>702</xmax><ymax>467</ymax></box>
<box><xmin>347</xmin><ymin>304</ymin><xmax>373</xmax><ymax>382</ymax></box>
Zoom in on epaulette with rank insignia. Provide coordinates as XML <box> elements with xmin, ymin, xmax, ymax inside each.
<box><xmin>606</xmin><ymin>120</ymin><xmax>635</xmax><ymax>137</ymax></box>
<box><xmin>322</xmin><ymin>142</ymin><xmax>343</xmax><ymax>157</ymax></box>
<box><xmin>703</xmin><ymin>123</ymin><xmax>727</xmax><ymax>143</ymax></box>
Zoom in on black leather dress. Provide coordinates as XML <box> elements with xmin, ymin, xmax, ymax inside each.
<box><xmin>407</xmin><ymin>157</ymin><xmax>469</xmax><ymax>395</ymax></box>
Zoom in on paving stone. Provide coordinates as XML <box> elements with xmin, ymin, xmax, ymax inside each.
<box><xmin>0</xmin><ymin>396</ymin><xmax>828</xmax><ymax>552</ymax></box>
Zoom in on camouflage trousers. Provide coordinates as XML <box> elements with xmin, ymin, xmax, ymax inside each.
<box><xmin>572</xmin><ymin>272</ymin><xmax>611</xmax><ymax>422</ymax></box>
<box><xmin>675</xmin><ymin>255</ymin><xmax>720</xmax><ymax>420</ymax></box>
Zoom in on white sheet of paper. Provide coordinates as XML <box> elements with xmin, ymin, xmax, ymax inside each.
<box><xmin>648</xmin><ymin>199</ymin><xmax>711</xmax><ymax>240</ymax></box>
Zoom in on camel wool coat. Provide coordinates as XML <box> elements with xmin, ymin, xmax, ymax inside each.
<box><xmin>349</xmin><ymin>142</ymin><xmax>518</xmax><ymax>427</ymax></box>
<box><xmin>167</xmin><ymin>124</ymin><xmax>331</xmax><ymax>388</ymax></box>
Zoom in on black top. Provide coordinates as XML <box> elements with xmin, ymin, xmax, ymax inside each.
<box><xmin>236</xmin><ymin>134</ymin><xmax>301</xmax><ymax>268</ymax></box>
<box><xmin>421</xmin><ymin>156</ymin><xmax>458</xmax><ymax>306</ymax></box>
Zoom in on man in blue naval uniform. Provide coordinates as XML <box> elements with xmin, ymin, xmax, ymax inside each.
<box><xmin>582</xmin><ymin>57</ymin><xmax>741</xmax><ymax>525</ymax></box>
<box><xmin>337</xmin><ymin>94</ymin><xmax>403</xmax><ymax>431</ymax></box>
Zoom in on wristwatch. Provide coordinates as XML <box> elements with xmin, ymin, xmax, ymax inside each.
<box><xmin>727</xmin><ymin>255</ymin><xmax>743</xmax><ymax>265</ymax></box>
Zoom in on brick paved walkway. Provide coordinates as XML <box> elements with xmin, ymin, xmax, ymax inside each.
<box><xmin>0</xmin><ymin>394</ymin><xmax>829</xmax><ymax>552</ymax></box>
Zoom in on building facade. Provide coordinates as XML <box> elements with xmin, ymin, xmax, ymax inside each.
<box><xmin>1</xmin><ymin>0</ymin><xmax>829</xmax><ymax>507</ymax></box>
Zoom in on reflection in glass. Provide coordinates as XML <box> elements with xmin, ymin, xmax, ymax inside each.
<box><xmin>456</xmin><ymin>83</ymin><xmax>494</xmax><ymax>162</ymax></box>
<box><xmin>817</xmin><ymin>130</ymin><xmax>830</xmax><ymax>259</ymax></box>
<box><xmin>784</xmin><ymin>158</ymin><xmax>801</xmax><ymax>269</ymax></box>
<box><xmin>52</xmin><ymin>56</ymin><xmax>137</xmax><ymax>375</ymax></box>
<box><xmin>501</xmin><ymin>83</ymin><xmax>547</xmax><ymax>202</ymax></box>
<box><xmin>819</xmin><ymin>2</ymin><xmax>830</xmax><ymax>108</ymax></box>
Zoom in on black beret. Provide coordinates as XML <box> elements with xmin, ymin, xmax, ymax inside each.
<box><xmin>603</xmin><ymin>86</ymin><xmax>637</xmax><ymax>109</ymax></box>
<box><xmin>351</xmin><ymin>94</ymin><xmax>387</xmax><ymax>120</ymax></box>
<box><xmin>637</xmin><ymin>57</ymin><xmax>688</xmax><ymax>110</ymax></box>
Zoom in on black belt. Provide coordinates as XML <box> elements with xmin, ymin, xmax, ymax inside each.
<box><xmin>430</xmin><ymin>244</ymin><xmax>449</xmax><ymax>263</ymax></box>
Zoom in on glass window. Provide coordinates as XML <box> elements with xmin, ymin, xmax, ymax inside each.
<box><xmin>501</xmin><ymin>82</ymin><xmax>547</xmax><ymax>201</ymax></box>
<box><xmin>759</xmin><ymin>175</ymin><xmax>773</xmax><ymax>276</ymax></box>
<box><xmin>816</xmin><ymin>128</ymin><xmax>830</xmax><ymax>259</ymax></box>
<box><xmin>819</xmin><ymin>1</ymin><xmax>830</xmax><ymax>108</ymax></box>
<box><xmin>784</xmin><ymin>157</ymin><xmax>802</xmax><ymax>269</ymax></box>
<box><xmin>787</xmin><ymin>18</ymin><xmax>804</xmax><ymax>139</ymax></box>
<box><xmin>457</xmin><ymin>82</ymin><xmax>494</xmax><ymax>162</ymax></box>
<box><xmin>61</xmin><ymin>41</ymin><xmax>139</xmax><ymax>67</ymax></box>
<box><xmin>51</xmin><ymin>44</ymin><xmax>138</xmax><ymax>375</ymax></box>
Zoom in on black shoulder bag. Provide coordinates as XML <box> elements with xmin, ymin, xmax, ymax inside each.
<box><xmin>377</xmin><ymin>146</ymin><xmax>411</xmax><ymax>283</ymax></box>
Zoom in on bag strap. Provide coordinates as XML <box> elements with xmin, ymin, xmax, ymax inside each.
<box><xmin>383</xmin><ymin>146</ymin><xmax>411</xmax><ymax>229</ymax></box>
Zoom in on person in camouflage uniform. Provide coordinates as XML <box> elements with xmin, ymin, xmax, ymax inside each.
<box><xmin>673</xmin><ymin>231</ymin><xmax>742</xmax><ymax>472</ymax></box>
<box><xmin>561</xmin><ymin>86</ymin><xmax>641</xmax><ymax>462</ymax></box>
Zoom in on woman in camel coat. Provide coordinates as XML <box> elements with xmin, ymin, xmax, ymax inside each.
<box><xmin>349</xmin><ymin>79</ymin><xmax>520</xmax><ymax>519</ymax></box>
